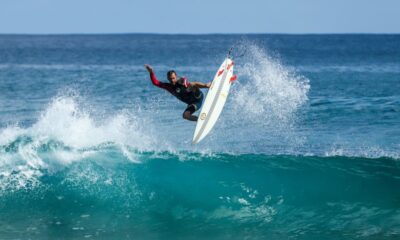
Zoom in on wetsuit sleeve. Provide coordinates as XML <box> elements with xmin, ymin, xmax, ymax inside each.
<box><xmin>149</xmin><ymin>72</ymin><xmax>174</xmax><ymax>93</ymax></box>
<box><xmin>150</xmin><ymin>72</ymin><xmax>163</xmax><ymax>87</ymax></box>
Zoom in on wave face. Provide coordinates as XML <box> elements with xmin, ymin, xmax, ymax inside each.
<box><xmin>0</xmin><ymin>34</ymin><xmax>399</xmax><ymax>239</ymax></box>
<box><xmin>0</xmin><ymin>151</ymin><xmax>399</xmax><ymax>239</ymax></box>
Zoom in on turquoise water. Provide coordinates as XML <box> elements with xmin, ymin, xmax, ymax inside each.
<box><xmin>0</xmin><ymin>34</ymin><xmax>399</xmax><ymax>239</ymax></box>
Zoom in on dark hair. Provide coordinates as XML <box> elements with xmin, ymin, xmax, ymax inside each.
<box><xmin>167</xmin><ymin>70</ymin><xmax>176</xmax><ymax>78</ymax></box>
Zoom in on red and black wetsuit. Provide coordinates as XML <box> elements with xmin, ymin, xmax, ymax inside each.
<box><xmin>149</xmin><ymin>72</ymin><xmax>203</xmax><ymax>108</ymax></box>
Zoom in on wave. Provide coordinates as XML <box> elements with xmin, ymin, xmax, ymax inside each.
<box><xmin>0</xmin><ymin>95</ymin><xmax>398</xmax><ymax>238</ymax></box>
<box><xmin>1</xmin><ymin>93</ymin><xmax>397</xmax><ymax>193</ymax></box>
<box><xmin>1</xmin><ymin>127</ymin><xmax>398</xmax><ymax>194</ymax></box>
<box><xmin>0</xmin><ymin>150</ymin><xmax>398</xmax><ymax>239</ymax></box>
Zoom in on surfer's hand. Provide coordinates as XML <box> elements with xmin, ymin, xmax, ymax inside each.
<box><xmin>206</xmin><ymin>82</ymin><xmax>211</xmax><ymax>88</ymax></box>
<box><xmin>144</xmin><ymin>64</ymin><xmax>153</xmax><ymax>73</ymax></box>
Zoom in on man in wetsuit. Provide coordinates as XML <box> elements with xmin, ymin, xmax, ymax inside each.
<box><xmin>145</xmin><ymin>64</ymin><xmax>211</xmax><ymax>121</ymax></box>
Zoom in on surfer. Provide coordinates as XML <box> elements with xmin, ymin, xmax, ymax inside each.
<box><xmin>144</xmin><ymin>64</ymin><xmax>211</xmax><ymax>121</ymax></box>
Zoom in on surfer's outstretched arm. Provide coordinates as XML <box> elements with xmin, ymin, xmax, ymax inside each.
<box><xmin>144</xmin><ymin>64</ymin><xmax>172</xmax><ymax>92</ymax></box>
<box><xmin>145</xmin><ymin>64</ymin><xmax>161</xmax><ymax>86</ymax></box>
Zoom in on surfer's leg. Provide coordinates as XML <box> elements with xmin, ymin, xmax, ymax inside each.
<box><xmin>183</xmin><ymin>93</ymin><xmax>203</xmax><ymax>121</ymax></box>
<box><xmin>183</xmin><ymin>105</ymin><xmax>198</xmax><ymax>121</ymax></box>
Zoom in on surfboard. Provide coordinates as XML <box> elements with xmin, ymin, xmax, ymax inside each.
<box><xmin>192</xmin><ymin>58</ymin><xmax>236</xmax><ymax>144</ymax></box>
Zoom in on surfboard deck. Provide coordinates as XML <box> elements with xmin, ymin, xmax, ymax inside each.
<box><xmin>192</xmin><ymin>58</ymin><xmax>235</xmax><ymax>144</ymax></box>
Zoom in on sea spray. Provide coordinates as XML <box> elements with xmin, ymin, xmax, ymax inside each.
<box><xmin>208</xmin><ymin>42</ymin><xmax>310</xmax><ymax>152</ymax></box>
<box><xmin>232</xmin><ymin>43</ymin><xmax>310</xmax><ymax>125</ymax></box>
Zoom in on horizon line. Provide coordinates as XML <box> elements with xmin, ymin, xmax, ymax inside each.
<box><xmin>0</xmin><ymin>32</ymin><xmax>399</xmax><ymax>36</ymax></box>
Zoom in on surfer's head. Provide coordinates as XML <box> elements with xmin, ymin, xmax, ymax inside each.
<box><xmin>167</xmin><ymin>70</ymin><xmax>177</xmax><ymax>84</ymax></box>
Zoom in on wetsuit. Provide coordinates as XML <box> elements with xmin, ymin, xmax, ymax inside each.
<box><xmin>149</xmin><ymin>72</ymin><xmax>204</xmax><ymax>113</ymax></box>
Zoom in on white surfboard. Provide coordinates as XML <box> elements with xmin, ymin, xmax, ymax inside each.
<box><xmin>192</xmin><ymin>58</ymin><xmax>235</xmax><ymax>144</ymax></box>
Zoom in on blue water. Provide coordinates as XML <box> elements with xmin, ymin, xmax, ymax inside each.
<box><xmin>0</xmin><ymin>34</ymin><xmax>399</xmax><ymax>239</ymax></box>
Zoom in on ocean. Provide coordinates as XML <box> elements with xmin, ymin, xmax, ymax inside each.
<box><xmin>0</xmin><ymin>34</ymin><xmax>399</xmax><ymax>239</ymax></box>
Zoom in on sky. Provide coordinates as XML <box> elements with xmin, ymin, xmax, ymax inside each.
<box><xmin>0</xmin><ymin>0</ymin><xmax>399</xmax><ymax>34</ymax></box>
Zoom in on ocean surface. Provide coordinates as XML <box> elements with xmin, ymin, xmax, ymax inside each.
<box><xmin>0</xmin><ymin>34</ymin><xmax>399</xmax><ymax>239</ymax></box>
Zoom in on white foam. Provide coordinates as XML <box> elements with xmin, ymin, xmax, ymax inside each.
<box><xmin>0</xmin><ymin>125</ymin><xmax>25</xmax><ymax>145</ymax></box>
<box><xmin>211</xmin><ymin>184</ymin><xmax>279</xmax><ymax>223</ymax></box>
<box><xmin>0</xmin><ymin>95</ymin><xmax>158</xmax><ymax>192</ymax></box>
<box><xmin>27</xmin><ymin>96</ymin><xmax>156</xmax><ymax>152</ymax></box>
<box><xmin>324</xmin><ymin>145</ymin><xmax>400</xmax><ymax>159</ymax></box>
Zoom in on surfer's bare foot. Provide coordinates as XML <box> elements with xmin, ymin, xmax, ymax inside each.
<box><xmin>144</xmin><ymin>64</ymin><xmax>153</xmax><ymax>73</ymax></box>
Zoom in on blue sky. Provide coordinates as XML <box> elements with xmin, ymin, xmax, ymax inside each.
<box><xmin>0</xmin><ymin>0</ymin><xmax>399</xmax><ymax>34</ymax></box>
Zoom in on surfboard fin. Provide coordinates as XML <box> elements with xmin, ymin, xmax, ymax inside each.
<box><xmin>229</xmin><ymin>75</ymin><xmax>237</xmax><ymax>83</ymax></box>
